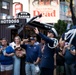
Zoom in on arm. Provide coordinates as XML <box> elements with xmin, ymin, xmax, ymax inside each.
<box><xmin>34</xmin><ymin>57</ymin><xmax>41</xmax><ymax>65</ymax></box>
<box><xmin>4</xmin><ymin>53</ymin><xmax>14</xmax><ymax>57</ymax></box>
<box><xmin>34</xmin><ymin>46</ymin><xmax>41</xmax><ymax>65</ymax></box>
<box><xmin>8</xmin><ymin>53</ymin><xmax>14</xmax><ymax>56</ymax></box>
<box><xmin>62</xmin><ymin>44</ymin><xmax>71</xmax><ymax>55</ymax></box>
<box><xmin>34</xmin><ymin>28</ymin><xmax>54</xmax><ymax>44</ymax></box>
<box><xmin>54</xmin><ymin>53</ymin><xmax>56</xmax><ymax>66</ymax></box>
<box><xmin>63</xmin><ymin>45</ymin><xmax>76</xmax><ymax>56</ymax></box>
<box><xmin>63</xmin><ymin>46</ymin><xmax>67</xmax><ymax>55</ymax></box>
<box><xmin>4</xmin><ymin>46</ymin><xmax>15</xmax><ymax>57</ymax></box>
<box><xmin>69</xmin><ymin>46</ymin><xmax>76</xmax><ymax>55</ymax></box>
<box><xmin>39</xmin><ymin>33</ymin><xmax>54</xmax><ymax>44</ymax></box>
<box><xmin>0</xmin><ymin>47</ymin><xmax>3</xmax><ymax>53</ymax></box>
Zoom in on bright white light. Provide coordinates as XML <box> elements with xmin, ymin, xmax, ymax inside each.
<box><xmin>2</xmin><ymin>16</ymin><xmax>6</xmax><ymax>19</ymax></box>
<box><xmin>7</xmin><ymin>25</ymin><xmax>16</xmax><ymax>29</ymax></box>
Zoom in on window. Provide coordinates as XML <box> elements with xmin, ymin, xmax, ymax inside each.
<box><xmin>2</xmin><ymin>1</ymin><xmax>10</xmax><ymax>9</ymax></box>
<box><xmin>0</xmin><ymin>13</ymin><xmax>7</xmax><ymax>19</ymax></box>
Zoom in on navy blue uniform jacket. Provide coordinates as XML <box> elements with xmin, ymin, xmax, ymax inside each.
<box><xmin>39</xmin><ymin>33</ymin><xmax>55</xmax><ymax>70</ymax></box>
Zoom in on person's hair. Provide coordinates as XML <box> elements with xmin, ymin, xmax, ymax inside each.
<box><xmin>2</xmin><ymin>38</ymin><xmax>8</xmax><ymax>45</ymax></box>
<box><xmin>2</xmin><ymin>38</ymin><xmax>8</xmax><ymax>42</ymax></box>
<box><xmin>14</xmin><ymin>36</ymin><xmax>21</xmax><ymax>42</ymax></box>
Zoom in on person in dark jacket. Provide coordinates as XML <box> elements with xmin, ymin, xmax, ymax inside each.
<box><xmin>34</xmin><ymin>27</ymin><xmax>58</xmax><ymax>75</ymax></box>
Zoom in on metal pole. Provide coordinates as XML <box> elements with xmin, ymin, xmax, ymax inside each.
<box><xmin>23</xmin><ymin>24</ymin><xmax>25</xmax><ymax>38</ymax></box>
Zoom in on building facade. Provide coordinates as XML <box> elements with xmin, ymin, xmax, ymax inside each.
<box><xmin>0</xmin><ymin>0</ymin><xmax>76</xmax><ymax>42</ymax></box>
<box><xmin>0</xmin><ymin>0</ymin><xmax>13</xmax><ymax>42</ymax></box>
<box><xmin>60</xmin><ymin>1</ymin><xmax>72</xmax><ymax>21</ymax></box>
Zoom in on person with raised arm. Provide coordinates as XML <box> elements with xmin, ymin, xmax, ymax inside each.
<box><xmin>34</xmin><ymin>27</ymin><xmax>58</xmax><ymax>75</ymax></box>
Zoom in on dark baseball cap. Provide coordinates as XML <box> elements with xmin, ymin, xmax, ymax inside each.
<box><xmin>30</xmin><ymin>37</ymin><xmax>35</xmax><ymax>40</ymax></box>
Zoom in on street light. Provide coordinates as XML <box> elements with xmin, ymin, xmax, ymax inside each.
<box><xmin>7</xmin><ymin>25</ymin><xmax>16</xmax><ymax>29</ymax></box>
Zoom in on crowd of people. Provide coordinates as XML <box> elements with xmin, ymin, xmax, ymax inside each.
<box><xmin>0</xmin><ymin>27</ymin><xmax>76</xmax><ymax>75</ymax></box>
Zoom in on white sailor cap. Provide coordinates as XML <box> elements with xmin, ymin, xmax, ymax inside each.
<box><xmin>48</xmin><ymin>28</ymin><xmax>58</xmax><ymax>37</ymax></box>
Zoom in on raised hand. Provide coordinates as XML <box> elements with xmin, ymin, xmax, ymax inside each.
<box><xmin>34</xmin><ymin>27</ymin><xmax>39</xmax><ymax>34</ymax></box>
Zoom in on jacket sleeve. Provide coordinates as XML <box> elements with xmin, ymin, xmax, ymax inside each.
<box><xmin>38</xmin><ymin>33</ymin><xmax>54</xmax><ymax>44</ymax></box>
<box><xmin>10</xmin><ymin>46</ymin><xmax>15</xmax><ymax>53</ymax></box>
<box><xmin>20</xmin><ymin>44</ymin><xmax>27</xmax><ymax>50</ymax></box>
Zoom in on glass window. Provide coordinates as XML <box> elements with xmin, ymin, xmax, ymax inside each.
<box><xmin>0</xmin><ymin>13</ymin><xmax>7</xmax><ymax>19</ymax></box>
<box><xmin>2</xmin><ymin>1</ymin><xmax>10</xmax><ymax>9</ymax></box>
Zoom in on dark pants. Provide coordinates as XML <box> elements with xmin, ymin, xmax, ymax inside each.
<box><xmin>65</xmin><ymin>63</ymin><xmax>75</xmax><ymax>75</ymax></box>
<box><xmin>20</xmin><ymin>57</ymin><xmax>26</xmax><ymax>75</ymax></box>
<box><xmin>40</xmin><ymin>68</ymin><xmax>53</xmax><ymax>75</ymax></box>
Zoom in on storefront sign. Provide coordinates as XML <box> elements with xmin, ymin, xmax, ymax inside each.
<box><xmin>18</xmin><ymin>12</ymin><xmax>30</xmax><ymax>18</ymax></box>
<box><xmin>14</xmin><ymin>3</ymin><xmax>23</xmax><ymax>17</ymax></box>
<box><xmin>0</xmin><ymin>19</ymin><xmax>19</xmax><ymax>24</ymax></box>
<box><xmin>29</xmin><ymin>0</ymin><xmax>60</xmax><ymax>23</ymax></box>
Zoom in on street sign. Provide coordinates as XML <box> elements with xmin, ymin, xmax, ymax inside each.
<box><xmin>17</xmin><ymin>12</ymin><xmax>30</xmax><ymax>19</ymax></box>
<box><xmin>0</xmin><ymin>19</ymin><xmax>19</xmax><ymax>25</ymax></box>
<box><xmin>17</xmin><ymin>12</ymin><xmax>30</xmax><ymax>34</ymax></box>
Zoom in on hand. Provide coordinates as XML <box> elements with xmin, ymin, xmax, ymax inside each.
<box><xmin>34</xmin><ymin>62</ymin><xmax>38</xmax><ymax>65</ymax></box>
<box><xmin>64</xmin><ymin>45</ymin><xmax>70</xmax><ymax>49</ymax></box>
<box><xmin>18</xmin><ymin>54</ymin><xmax>22</xmax><ymax>57</ymax></box>
<box><xmin>21</xmin><ymin>41</ymin><xmax>24</xmax><ymax>44</ymax></box>
<box><xmin>34</xmin><ymin>28</ymin><xmax>39</xmax><ymax>34</ymax></box>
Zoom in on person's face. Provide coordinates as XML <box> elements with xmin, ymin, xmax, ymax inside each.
<box><xmin>60</xmin><ymin>41</ymin><xmax>65</xmax><ymax>48</ymax></box>
<box><xmin>1</xmin><ymin>40</ymin><xmax>7</xmax><ymax>46</ymax></box>
<box><xmin>41</xmin><ymin>39</ymin><xmax>45</xmax><ymax>44</ymax></box>
<box><xmin>15</xmin><ymin>38</ymin><xmax>21</xmax><ymax>44</ymax></box>
<box><xmin>47</xmin><ymin>32</ymin><xmax>54</xmax><ymax>38</ymax></box>
<box><xmin>30</xmin><ymin>40</ymin><xmax>35</xmax><ymax>45</ymax></box>
<box><xmin>34</xmin><ymin>37</ymin><xmax>37</xmax><ymax>42</ymax></box>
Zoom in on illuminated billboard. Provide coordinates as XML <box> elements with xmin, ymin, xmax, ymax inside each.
<box><xmin>29</xmin><ymin>0</ymin><xmax>60</xmax><ymax>23</ymax></box>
